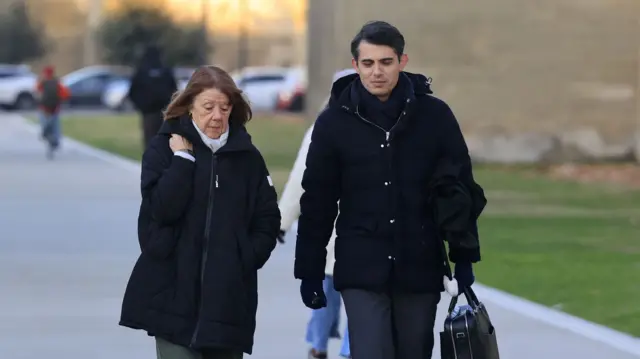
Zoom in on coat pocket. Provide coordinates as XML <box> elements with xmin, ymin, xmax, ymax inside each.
<box><xmin>149</xmin><ymin>264</ymin><xmax>177</xmax><ymax>313</ymax></box>
<box><xmin>125</xmin><ymin>252</ymin><xmax>177</xmax><ymax>314</ymax></box>
<box><xmin>142</xmin><ymin>222</ymin><xmax>180</xmax><ymax>259</ymax></box>
<box><xmin>235</xmin><ymin>229</ymin><xmax>258</xmax><ymax>274</ymax></box>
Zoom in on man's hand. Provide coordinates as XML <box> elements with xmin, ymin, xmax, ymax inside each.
<box><xmin>277</xmin><ymin>229</ymin><xmax>286</xmax><ymax>244</ymax></box>
<box><xmin>169</xmin><ymin>134</ymin><xmax>193</xmax><ymax>153</ymax></box>
<box><xmin>300</xmin><ymin>280</ymin><xmax>326</xmax><ymax>309</ymax></box>
<box><xmin>454</xmin><ymin>262</ymin><xmax>475</xmax><ymax>292</ymax></box>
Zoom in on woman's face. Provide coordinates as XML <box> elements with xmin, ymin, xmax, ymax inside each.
<box><xmin>191</xmin><ymin>88</ymin><xmax>232</xmax><ymax>139</ymax></box>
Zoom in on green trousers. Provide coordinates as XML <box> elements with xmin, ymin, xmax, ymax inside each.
<box><xmin>155</xmin><ymin>338</ymin><xmax>243</xmax><ymax>359</ymax></box>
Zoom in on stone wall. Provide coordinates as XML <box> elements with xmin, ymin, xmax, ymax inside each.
<box><xmin>307</xmin><ymin>0</ymin><xmax>640</xmax><ymax>163</ymax></box>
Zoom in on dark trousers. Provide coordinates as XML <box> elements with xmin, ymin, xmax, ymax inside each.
<box><xmin>141</xmin><ymin>111</ymin><xmax>164</xmax><ymax>150</ymax></box>
<box><xmin>342</xmin><ymin>289</ymin><xmax>441</xmax><ymax>359</ymax></box>
<box><xmin>155</xmin><ymin>338</ymin><xmax>243</xmax><ymax>359</ymax></box>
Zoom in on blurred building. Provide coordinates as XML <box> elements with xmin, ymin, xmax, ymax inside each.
<box><xmin>307</xmin><ymin>0</ymin><xmax>640</xmax><ymax>159</ymax></box>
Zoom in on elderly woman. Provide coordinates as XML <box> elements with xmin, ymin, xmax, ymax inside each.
<box><xmin>119</xmin><ymin>66</ymin><xmax>281</xmax><ymax>359</ymax></box>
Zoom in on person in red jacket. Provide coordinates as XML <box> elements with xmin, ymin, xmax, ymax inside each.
<box><xmin>36</xmin><ymin>65</ymin><xmax>70</xmax><ymax>159</ymax></box>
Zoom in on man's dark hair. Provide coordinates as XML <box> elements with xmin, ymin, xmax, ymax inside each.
<box><xmin>350</xmin><ymin>21</ymin><xmax>405</xmax><ymax>61</ymax></box>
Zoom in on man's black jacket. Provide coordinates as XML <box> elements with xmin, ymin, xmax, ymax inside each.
<box><xmin>294</xmin><ymin>72</ymin><xmax>481</xmax><ymax>293</ymax></box>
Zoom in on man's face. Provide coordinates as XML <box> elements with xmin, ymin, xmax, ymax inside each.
<box><xmin>352</xmin><ymin>41</ymin><xmax>408</xmax><ymax>101</ymax></box>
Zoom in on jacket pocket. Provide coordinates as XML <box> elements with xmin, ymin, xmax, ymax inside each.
<box><xmin>148</xmin><ymin>256</ymin><xmax>178</xmax><ymax>313</ymax></box>
<box><xmin>235</xmin><ymin>229</ymin><xmax>258</xmax><ymax>274</ymax></box>
<box><xmin>126</xmin><ymin>252</ymin><xmax>177</xmax><ymax>314</ymax></box>
<box><xmin>418</xmin><ymin>221</ymin><xmax>442</xmax><ymax>268</ymax></box>
<box><xmin>142</xmin><ymin>222</ymin><xmax>179</xmax><ymax>259</ymax></box>
<box><xmin>345</xmin><ymin>216</ymin><xmax>379</xmax><ymax>237</ymax></box>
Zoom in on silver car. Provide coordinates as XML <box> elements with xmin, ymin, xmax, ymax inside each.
<box><xmin>102</xmin><ymin>67</ymin><xmax>193</xmax><ymax>112</ymax></box>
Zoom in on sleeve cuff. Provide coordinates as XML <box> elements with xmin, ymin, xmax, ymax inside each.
<box><xmin>449</xmin><ymin>247</ymin><xmax>481</xmax><ymax>263</ymax></box>
<box><xmin>174</xmin><ymin>151</ymin><xmax>195</xmax><ymax>162</ymax></box>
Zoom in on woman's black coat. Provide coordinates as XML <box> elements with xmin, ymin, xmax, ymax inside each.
<box><xmin>119</xmin><ymin>116</ymin><xmax>281</xmax><ymax>354</ymax></box>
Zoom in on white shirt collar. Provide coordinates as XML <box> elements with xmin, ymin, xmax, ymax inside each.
<box><xmin>192</xmin><ymin>120</ymin><xmax>229</xmax><ymax>153</ymax></box>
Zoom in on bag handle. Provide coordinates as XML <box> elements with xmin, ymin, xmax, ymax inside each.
<box><xmin>438</xmin><ymin>228</ymin><xmax>481</xmax><ymax>314</ymax></box>
<box><xmin>447</xmin><ymin>286</ymin><xmax>481</xmax><ymax>314</ymax></box>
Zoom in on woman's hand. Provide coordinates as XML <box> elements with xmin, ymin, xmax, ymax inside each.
<box><xmin>169</xmin><ymin>134</ymin><xmax>193</xmax><ymax>153</ymax></box>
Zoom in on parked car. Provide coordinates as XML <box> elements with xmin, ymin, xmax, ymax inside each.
<box><xmin>275</xmin><ymin>66</ymin><xmax>307</xmax><ymax>113</ymax></box>
<box><xmin>62</xmin><ymin>65</ymin><xmax>132</xmax><ymax>108</ymax></box>
<box><xmin>0</xmin><ymin>64</ymin><xmax>34</xmax><ymax>79</ymax></box>
<box><xmin>0</xmin><ymin>65</ymin><xmax>38</xmax><ymax>110</ymax></box>
<box><xmin>102</xmin><ymin>67</ymin><xmax>193</xmax><ymax>112</ymax></box>
<box><xmin>0</xmin><ymin>65</ymin><xmax>132</xmax><ymax>111</ymax></box>
<box><xmin>232</xmin><ymin>66</ymin><xmax>291</xmax><ymax>111</ymax></box>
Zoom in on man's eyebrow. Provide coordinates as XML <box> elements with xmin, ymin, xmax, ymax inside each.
<box><xmin>361</xmin><ymin>57</ymin><xmax>394</xmax><ymax>62</ymax></box>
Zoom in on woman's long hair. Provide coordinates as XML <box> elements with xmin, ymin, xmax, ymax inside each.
<box><xmin>163</xmin><ymin>66</ymin><xmax>252</xmax><ymax>127</ymax></box>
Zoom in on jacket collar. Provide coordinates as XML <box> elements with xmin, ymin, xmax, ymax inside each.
<box><xmin>158</xmin><ymin>115</ymin><xmax>255</xmax><ymax>154</ymax></box>
<box><xmin>328</xmin><ymin>71</ymin><xmax>434</xmax><ymax>112</ymax></box>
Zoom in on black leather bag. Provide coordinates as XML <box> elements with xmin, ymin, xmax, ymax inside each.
<box><xmin>439</xmin><ymin>287</ymin><xmax>500</xmax><ymax>359</ymax></box>
<box><xmin>438</xmin><ymin>237</ymin><xmax>500</xmax><ymax>359</ymax></box>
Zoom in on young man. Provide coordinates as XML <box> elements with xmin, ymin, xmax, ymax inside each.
<box><xmin>36</xmin><ymin>65</ymin><xmax>70</xmax><ymax>159</ymax></box>
<box><xmin>294</xmin><ymin>21</ymin><xmax>480</xmax><ymax>359</ymax></box>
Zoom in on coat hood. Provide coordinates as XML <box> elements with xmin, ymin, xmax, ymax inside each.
<box><xmin>328</xmin><ymin>71</ymin><xmax>434</xmax><ymax>111</ymax></box>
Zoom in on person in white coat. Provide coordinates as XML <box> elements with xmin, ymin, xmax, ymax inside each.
<box><xmin>279</xmin><ymin>69</ymin><xmax>356</xmax><ymax>359</ymax></box>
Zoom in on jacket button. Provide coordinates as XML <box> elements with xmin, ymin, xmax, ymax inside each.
<box><xmin>390</xmin><ymin>219</ymin><xmax>395</xmax><ymax>223</ymax></box>
<box><xmin>380</xmin><ymin>144</ymin><xmax>384</xmax><ymax>148</ymax></box>
<box><xmin>384</xmin><ymin>182</ymin><xmax>388</xmax><ymax>186</ymax></box>
<box><xmin>388</xmin><ymin>255</ymin><xmax>395</xmax><ymax>260</ymax></box>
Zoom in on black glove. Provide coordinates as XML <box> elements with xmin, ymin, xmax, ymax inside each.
<box><xmin>454</xmin><ymin>262</ymin><xmax>475</xmax><ymax>291</ymax></box>
<box><xmin>276</xmin><ymin>229</ymin><xmax>285</xmax><ymax>244</ymax></box>
<box><xmin>300</xmin><ymin>279</ymin><xmax>326</xmax><ymax>309</ymax></box>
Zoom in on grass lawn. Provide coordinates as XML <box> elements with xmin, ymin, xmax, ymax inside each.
<box><xmin>53</xmin><ymin>113</ymin><xmax>640</xmax><ymax>336</ymax></box>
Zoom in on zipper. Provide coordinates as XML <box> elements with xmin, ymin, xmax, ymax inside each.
<box><xmin>351</xmin><ymin>104</ymin><xmax>407</xmax><ymax>261</ymax></box>
<box><xmin>353</xmin><ymin>104</ymin><xmax>406</xmax><ymax>143</ymax></box>
<box><xmin>354</xmin><ymin>106</ymin><xmax>391</xmax><ymax>142</ymax></box>
<box><xmin>190</xmin><ymin>154</ymin><xmax>218</xmax><ymax>347</ymax></box>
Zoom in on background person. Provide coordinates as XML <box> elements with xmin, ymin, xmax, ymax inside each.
<box><xmin>128</xmin><ymin>45</ymin><xmax>178</xmax><ymax>150</ymax></box>
<box><xmin>278</xmin><ymin>69</ymin><xmax>356</xmax><ymax>359</ymax></box>
<box><xmin>35</xmin><ymin>65</ymin><xmax>70</xmax><ymax>159</ymax></box>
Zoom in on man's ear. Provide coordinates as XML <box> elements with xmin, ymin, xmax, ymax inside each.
<box><xmin>351</xmin><ymin>58</ymin><xmax>359</xmax><ymax>73</ymax></box>
<box><xmin>399</xmin><ymin>54</ymin><xmax>409</xmax><ymax>71</ymax></box>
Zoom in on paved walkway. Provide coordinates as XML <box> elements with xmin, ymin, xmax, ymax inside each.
<box><xmin>0</xmin><ymin>113</ymin><xmax>639</xmax><ymax>359</ymax></box>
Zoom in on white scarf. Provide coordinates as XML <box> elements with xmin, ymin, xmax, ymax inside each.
<box><xmin>192</xmin><ymin>120</ymin><xmax>229</xmax><ymax>153</ymax></box>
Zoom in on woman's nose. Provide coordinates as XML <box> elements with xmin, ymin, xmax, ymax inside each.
<box><xmin>211</xmin><ymin>107</ymin><xmax>223</xmax><ymax>120</ymax></box>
